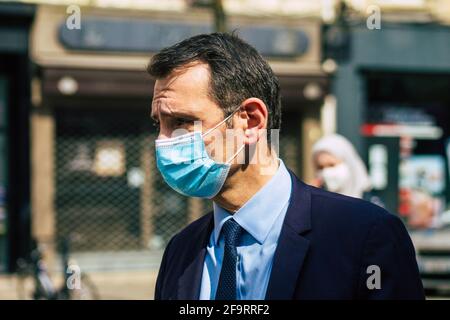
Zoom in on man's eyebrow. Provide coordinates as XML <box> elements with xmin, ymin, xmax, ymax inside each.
<box><xmin>150</xmin><ymin>109</ymin><xmax>199</xmax><ymax>121</ymax></box>
<box><xmin>159</xmin><ymin>109</ymin><xmax>199</xmax><ymax>120</ymax></box>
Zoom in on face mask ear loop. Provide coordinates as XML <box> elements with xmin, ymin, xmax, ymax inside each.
<box><xmin>202</xmin><ymin>107</ymin><xmax>241</xmax><ymax>138</ymax></box>
<box><xmin>226</xmin><ymin>143</ymin><xmax>246</xmax><ymax>164</ymax></box>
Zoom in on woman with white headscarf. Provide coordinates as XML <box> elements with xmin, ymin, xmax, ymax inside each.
<box><xmin>311</xmin><ymin>134</ymin><xmax>375</xmax><ymax>201</ymax></box>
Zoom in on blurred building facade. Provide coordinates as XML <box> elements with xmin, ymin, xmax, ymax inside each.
<box><xmin>27</xmin><ymin>2</ymin><xmax>327</xmax><ymax>270</ymax></box>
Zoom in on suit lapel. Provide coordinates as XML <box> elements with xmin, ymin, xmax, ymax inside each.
<box><xmin>265</xmin><ymin>171</ymin><xmax>312</xmax><ymax>300</ymax></box>
<box><xmin>177</xmin><ymin>213</ymin><xmax>214</xmax><ymax>300</ymax></box>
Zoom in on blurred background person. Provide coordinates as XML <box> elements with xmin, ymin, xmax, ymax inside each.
<box><xmin>311</xmin><ymin>134</ymin><xmax>383</xmax><ymax>207</ymax></box>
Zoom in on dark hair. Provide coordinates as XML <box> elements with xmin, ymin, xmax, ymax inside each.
<box><xmin>147</xmin><ymin>32</ymin><xmax>281</xmax><ymax>141</ymax></box>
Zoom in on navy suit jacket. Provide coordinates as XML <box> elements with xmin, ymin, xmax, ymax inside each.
<box><xmin>155</xmin><ymin>170</ymin><xmax>425</xmax><ymax>300</ymax></box>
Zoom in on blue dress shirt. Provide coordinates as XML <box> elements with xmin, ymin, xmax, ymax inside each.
<box><xmin>199</xmin><ymin>159</ymin><xmax>292</xmax><ymax>300</ymax></box>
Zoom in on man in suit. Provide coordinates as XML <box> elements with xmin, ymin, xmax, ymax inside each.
<box><xmin>148</xmin><ymin>33</ymin><xmax>424</xmax><ymax>300</ymax></box>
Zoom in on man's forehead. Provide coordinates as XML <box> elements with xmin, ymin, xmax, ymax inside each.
<box><xmin>151</xmin><ymin>62</ymin><xmax>214</xmax><ymax>119</ymax></box>
<box><xmin>153</xmin><ymin>62</ymin><xmax>211</xmax><ymax>93</ymax></box>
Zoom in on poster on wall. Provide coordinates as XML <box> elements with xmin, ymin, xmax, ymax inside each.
<box><xmin>399</xmin><ymin>155</ymin><xmax>446</xmax><ymax>229</ymax></box>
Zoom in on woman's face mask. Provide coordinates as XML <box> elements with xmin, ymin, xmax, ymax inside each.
<box><xmin>320</xmin><ymin>162</ymin><xmax>351</xmax><ymax>193</ymax></box>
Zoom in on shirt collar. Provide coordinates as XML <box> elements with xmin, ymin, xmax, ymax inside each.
<box><xmin>213</xmin><ymin>159</ymin><xmax>292</xmax><ymax>245</ymax></box>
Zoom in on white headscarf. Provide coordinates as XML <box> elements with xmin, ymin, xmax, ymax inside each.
<box><xmin>312</xmin><ymin>134</ymin><xmax>372</xmax><ymax>198</ymax></box>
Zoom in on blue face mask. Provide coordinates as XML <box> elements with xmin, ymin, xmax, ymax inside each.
<box><xmin>155</xmin><ymin>110</ymin><xmax>245</xmax><ymax>199</ymax></box>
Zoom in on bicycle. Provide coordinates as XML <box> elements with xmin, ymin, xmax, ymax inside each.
<box><xmin>16</xmin><ymin>236</ymin><xmax>100</xmax><ymax>300</ymax></box>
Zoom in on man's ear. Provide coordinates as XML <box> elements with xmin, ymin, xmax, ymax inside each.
<box><xmin>240</xmin><ymin>98</ymin><xmax>268</xmax><ymax>145</ymax></box>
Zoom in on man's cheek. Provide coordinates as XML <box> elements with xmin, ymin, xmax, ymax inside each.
<box><xmin>205</xmin><ymin>135</ymin><xmax>226</xmax><ymax>162</ymax></box>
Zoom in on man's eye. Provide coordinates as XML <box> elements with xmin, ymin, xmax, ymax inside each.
<box><xmin>174</xmin><ymin>118</ymin><xmax>192</xmax><ymax>126</ymax></box>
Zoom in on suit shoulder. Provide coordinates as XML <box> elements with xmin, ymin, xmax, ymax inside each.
<box><xmin>306</xmin><ymin>184</ymin><xmax>393</xmax><ymax>228</ymax></box>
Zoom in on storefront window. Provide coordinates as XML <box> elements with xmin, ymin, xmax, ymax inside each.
<box><xmin>363</xmin><ymin>72</ymin><xmax>450</xmax><ymax>230</ymax></box>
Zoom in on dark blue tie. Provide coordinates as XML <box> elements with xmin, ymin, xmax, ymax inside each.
<box><xmin>215</xmin><ymin>218</ymin><xmax>243</xmax><ymax>300</ymax></box>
